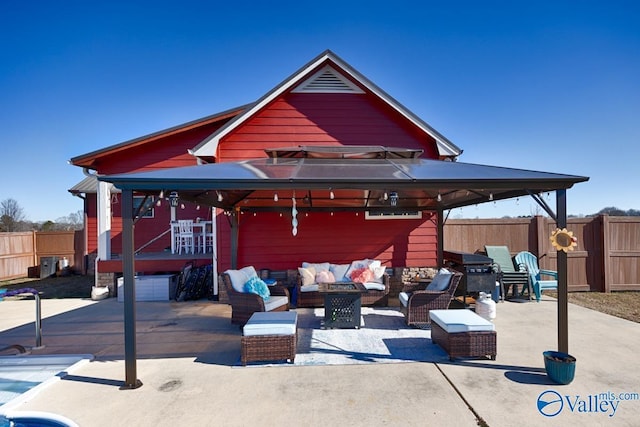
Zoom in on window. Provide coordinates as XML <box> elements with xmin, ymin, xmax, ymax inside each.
<box><xmin>133</xmin><ymin>196</ymin><xmax>155</xmax><ymax>218</ymax></box>
<box><xmin>365</xmin><ymin>211</ymin><xmax>422</xmax><ymax>220</ymax></box>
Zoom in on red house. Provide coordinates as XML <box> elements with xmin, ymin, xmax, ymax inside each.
<box><xmin>70</xmin><ymin>50</ymin><xmax>466</xmax><ymax>290</ymax></box>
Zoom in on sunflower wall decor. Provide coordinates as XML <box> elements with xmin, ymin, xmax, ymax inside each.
<box><xmin>550</xmin><ymin>228</ymin><xmax>578</xmax><ymax>252</ymax></box>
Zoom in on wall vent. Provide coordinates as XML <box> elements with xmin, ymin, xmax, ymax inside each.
<box><xmin>292</xmin><ymin>65</ymin><xmax>365</xmax><ymax>94</ymax></box>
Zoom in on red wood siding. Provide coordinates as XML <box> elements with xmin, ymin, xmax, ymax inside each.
<box><xmin>218</xmin><ymin>93</ymin><xmax>439</xmax><ymax>161</ymax></box>
<box><xmin>96</xmin><ymin>124</ymin><xmax>224</xmax><ymax>174</ymax></box>
<box><xmin>85</xmin><ymin>122</ymin><xmax>228</xmax><ymax>254</ymax></box>
<box><xmin>216</xmin><ymin>211</ymin><xmax>438</xmax><ymax>271</ymax></box>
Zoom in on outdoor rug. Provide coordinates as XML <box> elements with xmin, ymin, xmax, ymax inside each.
<box><xmin>239</xmin><ymin>307</ymin><xmax>450</xmax><ymax>367</ymax></box>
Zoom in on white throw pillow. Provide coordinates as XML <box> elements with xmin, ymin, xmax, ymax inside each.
<box><xmin>298</xmin><ymin>267</ymin><xmax>316</xmax><ymax>286</ymax></box>
<box><xmin>368</xmin><ymin>260</ymin><xmax>386</xmax><ymax>284</ymax></box>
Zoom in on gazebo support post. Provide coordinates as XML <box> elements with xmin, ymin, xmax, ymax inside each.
<box><xmin>437</xmin><ymin>208</ymin><xmax>444</xmax><ymax>267</ymax></box>
<box><xmin>121</xmin><ymin>189</ymin><xmax>142</xmax><ymax>389</ymax></box>
<box><xmin>230</xmin><ymin>208</ymin><xmax>240</xmax><ymax>269</ymax></box>
<box><xmin>556</xmin><ymin>189</ymin><xmax>569</xmax><ymax>354</ymax></box>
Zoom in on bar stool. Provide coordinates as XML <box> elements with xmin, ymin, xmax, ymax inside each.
<box><xmin>177</xmin><ymin>220</ymin><xmax>195</xmax><ymax>254</ymax></box>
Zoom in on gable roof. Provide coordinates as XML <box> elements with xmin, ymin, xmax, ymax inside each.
<box><xmin>69</xmin><ymin>105</ymin><xmax>249</xmax><ymax>169</ymax></box>
<box><xmin>189</xmin><ymin>50</ymin><xmax>462</xmax><ymax>160</ymax></box>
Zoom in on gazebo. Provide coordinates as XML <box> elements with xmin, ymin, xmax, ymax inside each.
<box><xmin>100</xmin><ymin>145</ymin><xmax>588</xmax><ymax>388</ymax></box>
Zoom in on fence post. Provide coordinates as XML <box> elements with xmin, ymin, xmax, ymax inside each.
<box><xmin>32</xmin><ymin>230</ymin><xmax>37</xmax><ymax>267</ymax></box>
<box><xmin>601</xmin><ymin>214</ymin><xmax>610</xmax><ymax>293</ymax></box>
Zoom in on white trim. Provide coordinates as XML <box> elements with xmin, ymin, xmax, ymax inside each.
<box><xmin>365</xmin><ymin>211</ymin><xmax>423</xmax><ymax>220</ymax></box>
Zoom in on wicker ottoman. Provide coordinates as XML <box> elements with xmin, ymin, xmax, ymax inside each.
<box><xmin>429</xmin><ymin>309</ymin><xmax>496</xmax><ymax>360</ymax></box>
<box><xmin>241</xmin><ymin>311</ymin><xmax>298</xmax><ymax>365</ymax></box>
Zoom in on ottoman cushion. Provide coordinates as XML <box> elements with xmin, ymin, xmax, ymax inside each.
<box><xmin>243</xmin><ymin>311</ymin><xmax>298</xmax><ymax>336</ymax></box>
<box><xmin>429</xmin><ymin>309</ymin><xmax>494</xmax><ymax>333</ymax></box>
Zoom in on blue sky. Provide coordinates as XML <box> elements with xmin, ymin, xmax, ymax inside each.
<box><xmin>1</xmin><ymin>1</ymin><xmax>638</xmax><ymax>222</ymax></box>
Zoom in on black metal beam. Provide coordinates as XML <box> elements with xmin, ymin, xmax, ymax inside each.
<box><xmin>121</xmin><ymin>189</ymin><xmax>142</xmax><ymax>390</ymax></box>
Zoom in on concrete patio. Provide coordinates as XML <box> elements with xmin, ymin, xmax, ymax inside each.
<box><xmin>1</xmin><ymin>294</ymin><xmax>638</xmax><ymax>426</ymax></box>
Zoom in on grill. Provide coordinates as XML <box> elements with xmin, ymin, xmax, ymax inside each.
<box><xmin>443</xmin><ymin>250</ymin><xmax>496</xmax><ymax>304</ymax></box>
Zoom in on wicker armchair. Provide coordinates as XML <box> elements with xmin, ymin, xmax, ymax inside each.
<box><xmin>221</xmin><ymin>273</ymin><xmax>290</xmax><ymax>326</ymax></box>
<box><xmin>399</xmin><ymin>269</ymin><xmax>463</xmax><ymax>327</ymax></box>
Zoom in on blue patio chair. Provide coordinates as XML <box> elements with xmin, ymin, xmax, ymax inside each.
<box><xmin>515</xmin><ymin>251</ymin><xmax>558</xmax><ymax>302</ymax></box>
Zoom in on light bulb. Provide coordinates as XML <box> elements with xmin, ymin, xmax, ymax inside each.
<box><xmin>329</xmin><ymin>190</ymin><xmax>335</xmax><ymax>200</ymax></box>
<box><xmin>437</xmin><ymin>193</ymin><xmax>442</xmax><ymax>202</ymax></box>
<box><xmin>274</xmin><ymin>193</ymin><xmax>278</xmax><ymax>202</ymax></box>
<box><xmin>217</xmin><ymin>192</ymin><xmax>223</xmax><ymax>202</ymax></box>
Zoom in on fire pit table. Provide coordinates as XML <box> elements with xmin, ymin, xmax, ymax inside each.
<box><xmin>318</xmin><ymin>282</ymin><xmax>367</xmax><ymax>329</ymax></box>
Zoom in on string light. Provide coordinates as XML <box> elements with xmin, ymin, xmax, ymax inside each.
<box><xmin>273</xmin><ymin>193</ymin><xmax>279</xmax><ymax>202</ymax></box>
<box><xmin>437</xmin><ymin>193</ymin><xmax>442</xmax><ymax>202</ymax></box>
<box><xmin>217</xmin><ymin>191</ymin><xmax>223</xmax><ymax>202</ymax></box>
<box><xmin>489</xmin><ymin>193</ymin><xmax>493</xmax><ymax>201</ymax></box>
<box><xmin>329</xmin><ymin>189</ymin><xmax>335</xmax><ymax>200</ymax></box>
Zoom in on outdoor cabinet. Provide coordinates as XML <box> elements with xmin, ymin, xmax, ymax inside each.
<box><xmin>117</xmin><ymin>274</ymin><xmax>177</xmax><ymax>302</ymax></box>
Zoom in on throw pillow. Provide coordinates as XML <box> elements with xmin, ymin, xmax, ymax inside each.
<box><xmin>426</xmin><ymin>268</ymin><xmax>453</xmax><ymax>291</ymax></box>
<box><xmin>345</xmin><ymin>259</ymin><xmax>372</xmax><ymax>280</ymax></box>
<box><xmin>298</xmin><ymin>266</ymin><xmax>316</xmax><ymax>286</ymax></box>
<box><xmin>316</xmin><ymin>270</ymin><xmax>336</xmax><ymax>284</ymax></box>
<box><xmin>368</xmin><ymin>260</ymin><xmax>386</xmax><ymax>284</ymax></box>
<box><xmin>244</xmin><ymin>276</ymin><xmax>271</xmax><ymax>300</ymax></box>
<box><xmin>350</xmin><ymin>267</ymin><xmax>373</xmax><ymax>284</ymax></box>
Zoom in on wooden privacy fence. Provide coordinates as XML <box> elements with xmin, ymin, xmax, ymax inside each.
<box><xmin>443</xmin><ymin>215</ymin><xmax>640</xmax><ymax>292</ymax></box>
<box><xmin>0</xmin><ymin>231</ymin><xmax>83</xmax><ymax>281</ymax></box>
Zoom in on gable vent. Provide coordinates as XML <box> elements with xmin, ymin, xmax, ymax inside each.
<box><xmin>292</xmin><ymin>65</ymin><xmax>365</xmax><ymax>94</ymax></box>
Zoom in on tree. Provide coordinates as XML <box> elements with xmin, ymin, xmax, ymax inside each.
<box><xmin>0</xmin><ymin>198</ymin><xmax>27</xmax><ymax>232</ymax></box>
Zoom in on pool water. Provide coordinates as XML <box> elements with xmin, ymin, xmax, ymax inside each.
<box><xmin>0</xmin><ymin>355</ymin><xmax>93</xmax><ymax>412</ymax></box>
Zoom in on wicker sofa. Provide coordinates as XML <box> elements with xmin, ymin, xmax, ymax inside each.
<box><xmin>221</xmin><ymin>266</ymin><xmax>290</xmax><ymax>326</ymax></box>
<box><xmin>296</xmin><ymin>260</ymin><xmax>390</xmax><ymax>308</ymax></box>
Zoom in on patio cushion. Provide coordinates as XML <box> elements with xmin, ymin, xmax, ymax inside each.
<box><xmin>263</xmin><ymin>295</ymin><xmax>289</xmax><ymax>312</ymax></box>
<box><xmin>398</xmin><ymin>291</ymin><xmax>410</xmax><ymax>307</ymax></box>
<box><xmin>330</xmin><ymin>263</ymin><xmax>350</xmax><ymax>282</ymax></box>
<box><xmin>225</xmin><ymin>266</ymin><xmax>258</xmax><ymax>293</ymax></box>
<box><xmin>363</xmin><ymin>282</ymin><xmax>385</xmax><ymax>291</ymax></box>
<box><xmin>302</xmin><ymin>262</ymin><xmax>330</xmax><ymax>273</ymax></box>
<box><xmin>426</xmin><ymin>268</ymin><xmax>453</xmax><ymax>291</ymax></box>
<box><xmin>429</xmin><ymin>309</ymin><xmax>495</xmax><ymax>333</ymax></box>
<box><xmin>243</xmin><ymin>311</ymin><xmax>298</xmax><ymax>336</ymax></box>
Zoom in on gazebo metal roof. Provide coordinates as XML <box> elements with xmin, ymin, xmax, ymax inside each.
<box><xmin>101</xmin><ymin>146</ymin><xmax>588</xmax><ymax>217</ymax></box>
